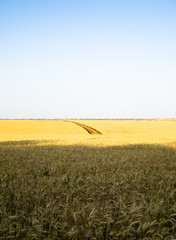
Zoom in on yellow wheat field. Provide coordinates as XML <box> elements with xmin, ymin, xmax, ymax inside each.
<box><xmin>0</xmin><ymin>120</ymin><xmax>175</xmax><ymax>147</ymax></box>
<box><xmin>0</xmin><ymin>120</ymin><xmax>176</xmax><ymax>239</ymax></box>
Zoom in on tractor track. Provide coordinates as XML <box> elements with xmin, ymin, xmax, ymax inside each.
<box><xmin>65</xmin><ymin>121</ymin><xmax>102</xmax><ymax>135</ymax></box>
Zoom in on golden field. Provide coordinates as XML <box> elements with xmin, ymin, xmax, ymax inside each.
<box><xmin>0</xmin><ymin>120</ymin><xmax>176</xmax><ymax>239</ymax></box>
<box><xmin>0</xmin><ymin>120</ymin><xmax>175</xmax><ymax>146</ymax></box>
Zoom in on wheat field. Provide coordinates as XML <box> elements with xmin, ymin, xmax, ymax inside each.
<box><xmin>0</xmin><ymin>120</ymin><xmax>176</xmax><ymax>239</ymax></box>
<box><xmin>0</xmin><ymin>120</ymin><xmax>175</xmax><ymax>146</ymax></box>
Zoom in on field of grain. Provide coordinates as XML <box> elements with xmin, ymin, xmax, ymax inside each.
<box><xmin>0</xmin><ymin>120</ymin><xmax>175</xmax><ymax>146</ymax></box>
<box><xmin>0</xmin><ymin>120</ymin><xmax>176</xmax><ymax>239</ymax></box>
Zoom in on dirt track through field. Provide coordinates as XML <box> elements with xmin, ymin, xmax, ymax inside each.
<box><xmin>65</xmin><ymin>121</ymin><xmax>102</xmax><ymax>135</ymax></box>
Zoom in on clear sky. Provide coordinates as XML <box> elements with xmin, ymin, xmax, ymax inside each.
<box><xmin>0</xmin><ymin>0</ymin><xmax>176</xmax><ymax>119</ymax></box>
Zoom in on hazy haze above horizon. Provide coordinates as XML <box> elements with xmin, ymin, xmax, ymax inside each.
<box><xmin>0</xmin><ymin>0</ymin><xmax>176</xmax><ymax>119</ymax></box>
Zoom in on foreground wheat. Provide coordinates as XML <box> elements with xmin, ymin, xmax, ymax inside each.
<box><xmin>1</xmin><ymin>141</ymin><xmax>176</xmax><ymax>239</ymax></box>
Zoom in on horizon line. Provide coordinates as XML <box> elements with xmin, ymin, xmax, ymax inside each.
<box><xmin>0</xmin><ymin>118</ymin><xmax>176</xmax><ymax>121</ymax></box>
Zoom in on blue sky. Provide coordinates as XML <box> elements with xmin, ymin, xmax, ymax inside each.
<box><xmin>0</xmin><ymin>0</ymin><xmax>176</xmax><ymax>118</ymax></box>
